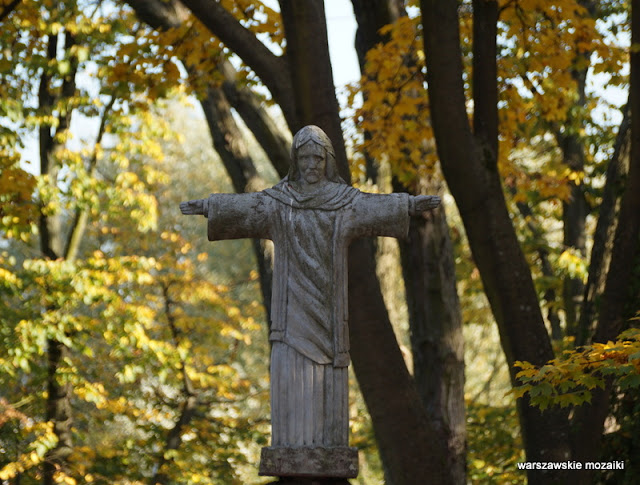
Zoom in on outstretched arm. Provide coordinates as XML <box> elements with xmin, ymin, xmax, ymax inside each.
<box><xmin>180</xmin><ymin>193</ymin><xmax>272</xmax><ymax>241</ymax></box>
<box><xmin>409</xmin><ymin>195</ymin><xmax>441</xmax><ymax>216</ymax></box>
<box><xmin>180</xmin><ymin>198</ymin><xmax>208</xmax><ymax>216</ymax></box>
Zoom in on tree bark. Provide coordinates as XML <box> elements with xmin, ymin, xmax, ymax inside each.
<box><xmin>577</xmin><ymin>105</ymin><xmax>631</xmax><ymax>346</ymax></box>
<box><xmin>43</xmin><ymin>339</ymin><xmax>74</xmax><ymax>485</ymax></box>
<box><xmin>276</xmin><ymin>2</ymin><xmax>455</xmax><ymax>482</ymax></box>
<box><xmin>39</xmin><ymin>30</ymin><xmax>78</xmax><ymax>485</ymax></box>
<box><xmin>178</xmin><ymin>0</ymin><xmax>296</xmax><ymax>129</ymax></box>
<box><xmin>350</xmin><ymin>0</ymin><xmax>404</xmax><ymax>73</ymax></box>
<box><xmin>569</xmin><ymin>3</ymin><xmax>640</xmax><ymax>482</ymax></box>
<box><xmin>219</xmin><ymin>60</ymin><xmax>290</xmax><ymax>178</ymax></box>
<box><xmin>350</xmin><ymin>1</ymin><xmax>466</xmax><ymax>481</ymax></box>
<box><xmin>348</xmin><ymin>241</ymin><xmax>451</xmax><ymax>485</ymax></box>
<box><xmin>199</xmin><ymin>85</ymin><xmax>274</xmax><ymax>326</ymax></box>
<box><xmin>278</xmin><ymin>0</ymin><xmax>349</xmax><ymax>178</ymax></box>
<box><xmin>350</xmin><ymin>0</ymin><xmax>405</xmax><ymax>181</ymax></box>
<box><xmin>39</xmin><ymin>33</ymin><xmax>64</xmax><ymax>260</ymax></box>
<box><xmin>420</xmin><ymin>1</ymin><xmax>573</xmax><ymax>482</ymax></box>
<box><xmin>395</xmin><ymin>196</ymin><xmax>466</xmax><ymax>484</ymax></box>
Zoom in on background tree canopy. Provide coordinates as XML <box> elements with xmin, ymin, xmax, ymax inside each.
<box><xmin>0</xmin><ymin>0</ymin><xmax>638</xmax><ymax>484</ymax></box>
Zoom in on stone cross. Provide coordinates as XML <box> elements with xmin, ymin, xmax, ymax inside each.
<box><xmin>180</xmin><ymin>125</ymin><xmax>440</xmax><ymax>480</ymax></box>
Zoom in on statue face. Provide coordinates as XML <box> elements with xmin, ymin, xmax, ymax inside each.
<box><xmin>297</xmin><ymin>142</ymin><xmax>326</xmax><ymax>185</ymax></box>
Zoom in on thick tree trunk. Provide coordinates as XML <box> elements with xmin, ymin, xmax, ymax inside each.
<box><xmin>348</xmin><ymin>241</ymin><xmax>451</xmax><ymax>485</ymax></box>
<box><xmin>420</xmin><ymin>1</ymin><xmax>573</xmax><ymax>482</ymax></box>
<box><xmin>395</xmin><ymin>196</ymin><xmax>466</xmax><ymax>484</ymax></box>
<box><xmin>350</xmin><ymin>2</ymin><xmax>466</xmax><ymax>481</ymax></box>
<box><xmin>278</xmin><ymin>0</ymin><xmax>349</xmax><ymax>177</ymax></box>
<box><xmin>570</xmin><ymin>3</ymin><xmax>640</xmax><ymax>482</ymax></box>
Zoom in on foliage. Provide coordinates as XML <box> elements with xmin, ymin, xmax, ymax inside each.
<box><xmin>0</xmin><ymin>1</ymin><xmax>271</xmax><ymax>482</ymax></box>
<box><xmin>346</xmin><ymin>15</ymin><xmax>434</xmax><ymax>188</ymax></box>
<box><xmin>512</xmin><ymin>325</ymin><xmax>640</xmax><ymax>410</ymax></box>
<box><xmin>1</xmin><ymin>0</ymin><xmax>637</xmax><ymax>482</ymax></box>
<box><xmin>0</xmin><ymin>106</ymin><xmax>270</xmax><ymax>483</ymax></box>
<box><xmin>466</xmin><ymin>401</ymin><xmax>525</xmax><ymax>485</ymax></box>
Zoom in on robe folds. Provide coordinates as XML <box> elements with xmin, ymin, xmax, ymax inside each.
<box><xmin>205</xmin><ymin>179</ymin><xmax>411</xmax><ymax>446</ymax></box>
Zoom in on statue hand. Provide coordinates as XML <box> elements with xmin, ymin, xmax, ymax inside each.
<box><xmin>411</xmin><ymin>195</ymin><xmax>441</xmax><ymax>215</ymax></box>
<box><xmin>180</xmin><ymin>199</ymin><xmax>205</xmax><ymax>215</ymax></box>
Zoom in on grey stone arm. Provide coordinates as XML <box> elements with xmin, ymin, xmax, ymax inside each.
<box><xmin>409</xmin><ymin>195</ymin><xmax>441</xmax><ymax>216</ymax></box>
<box><xmin>179</xmin><ymin>198</ymin><xmax>209</xmax><ymax>217</ymax></box>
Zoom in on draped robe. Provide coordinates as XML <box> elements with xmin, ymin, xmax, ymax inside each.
<box><xmin>205</xmin><ymin>179</ymin><xmax>410</xmax><ymax>447</ymax></box>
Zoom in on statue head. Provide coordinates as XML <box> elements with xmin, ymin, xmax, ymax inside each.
<box><xmin>289</xmin><ymin>125</ymin><xmax>345</xmax><ymax>185</ymax></box>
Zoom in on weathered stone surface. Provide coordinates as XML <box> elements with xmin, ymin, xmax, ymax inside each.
<box><xmin>259</xmin><ymin>446</ymin><xmax>358</xmax><ymax>478</ymax></box>
<box><xmin>180</xmin><ymin>125</ymin><xmax>441</xmax><ymax>478</ymax></box>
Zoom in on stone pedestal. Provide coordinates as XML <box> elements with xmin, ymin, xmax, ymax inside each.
<box><xmin>259</xmin><ymin>446</ymin><xmax>358</xmax><ymax>478</ymax></box>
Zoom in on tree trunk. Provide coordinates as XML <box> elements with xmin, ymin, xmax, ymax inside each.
<box><xmin>420</xmin><ymin>1</ymin><xmax>573</xmax><ymax>482</ymax></box>
<box><xmin>199</xmin><ymin>85</ymin><xmax>274</xmax><ymax>327</ymax></box>
<box><xmin>558</xmin><ymin>92</ymin><xmax>588</xmax><ymax>338</ymax></box>
<box><xmin>395</xmin><ymin>194</ymin><xmax>466</xmax><ymax>484</ymax></box>
<box><xmin>348</xmin><ymin>241</ymin><xmax>451</xmax><ymax>484</ymax></box>
<box><xmin>569</xmin><ymin>3</ymin><xmax>640</xmax><ymax>482</ymax></box>
<box><xmin>351</xmin><ymin>2</ymin><xmax>466</xmax><ymax>481</ymax></box>
<box><xmin>219</xmin><ymin>60</ymin><xmax>290</xmax><ymax>178</ymax></box>
<box><xmin>577</xmin><ymin>105</ymin><xmax>631</xmax><ymax>346</ymax></box>
<box><xmin>278</xmin><ymin>2</ymin><xmax>455</xmax><ymax>482</ymax></box>
<box><xmin>43</xmin><ymin>339</ymin><xmax>74</xmax><ymax>485</ymax></box>
<box><xmin>278</xmin><ymin>0</ymin><xmax>349</xmax><ymax>177</ymax></box>
<box><xmin>39</xmin><ymin>30</ymin><xmax>78</xmax><ymax>485</ymax></box>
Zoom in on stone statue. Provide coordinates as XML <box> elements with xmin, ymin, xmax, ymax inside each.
<box><xmin>180</xmin><ymin>125</ymin><xmax>440</xmax><ymax>479</ymax></box>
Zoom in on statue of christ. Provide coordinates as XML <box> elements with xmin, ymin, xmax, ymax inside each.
<box><xmin>180</xmin><ymin>125</ymin><xmax>439</xmax><ymax>478</ymax></box>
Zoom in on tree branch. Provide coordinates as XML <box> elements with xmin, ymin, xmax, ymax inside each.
<box><xmin>126</xmin><ymin>0</ymin><xmax>292</xmax><ymax>178</ymax></box>
<box><xmin>219</xmin><ymin>59</ymin><xmax>290</xmax><ymax>178</ymax></box>
<box><xmin>64</xmin><ymin>96</ymin><xmax>115</xmax><ymax>262</ymax></box>
<box><xmin>38</xmin><ymin>33</ymin><xmax>61</xmax><ymax>260</ymax></box>
<box><xmin>570</xmin><ymin>3</ymin><xmax>640</xmax><ymax>479</ymax></box>
<box><xmin>178</xmin><ymin>0</ymin><xmax>296</xmax><ymax>127</ymax></box>
<box><xmin>421</xmin><ymin>0</ymin><xmax>572</xmax><ymax>478</ymax></box>
<box><xmin>0</xmin><ymin>0</ymin><xmax>21</xmax><ymax>23</ymax></box>
<box><xmin>577</xmin><ymin>103</ymin><xmax>631</xmax><ymax>345</ymax></box>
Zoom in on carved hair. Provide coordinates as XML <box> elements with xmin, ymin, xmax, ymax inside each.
<box><xmin>289</xmin><ymin>125</ymin><xmax>346</xmax><ymax>184</ymax></box>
